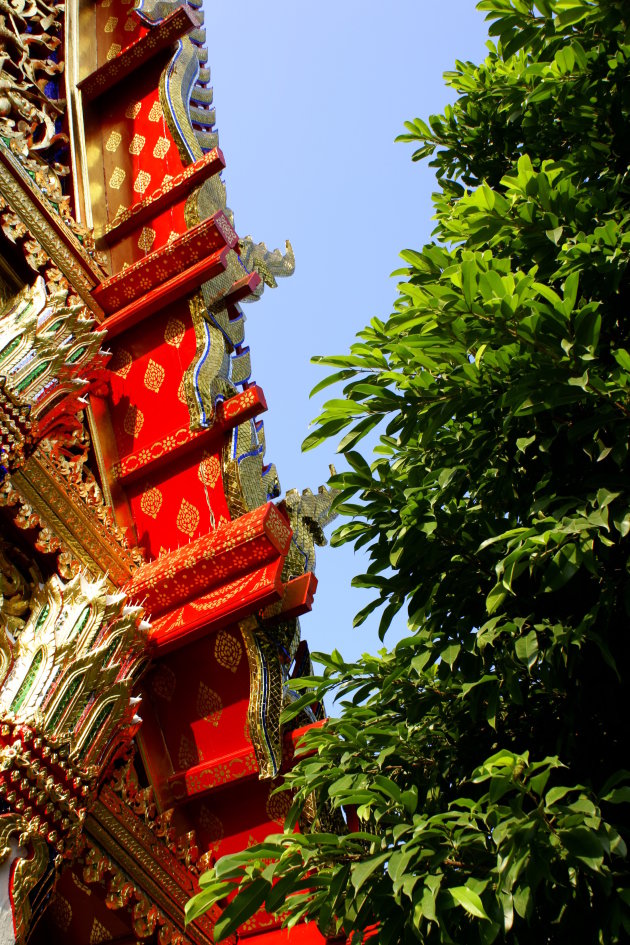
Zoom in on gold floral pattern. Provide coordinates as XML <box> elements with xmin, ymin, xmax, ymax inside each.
<box><xmin>196</xmin><ymin>682</ymin><xmax>222</xmax><ymax>727</ymax></box>
<box><xmin>178</xmin><ymin>733</ymin><xmax>198</xmax><ymax>770</ymax></box>
<box><xmin>106</xmin><ymin>43</ymin><xmax>121</xmax><ymax>61</ymax></box>
<box><xmin>124</xmin><ymin>15</ymin><xmax>137</xmax><ymax>31</ymax></box>
<box><xmin>110</xmin><ymin>347</ymin><xmax>132</xmax><ymax>379</ymax></box>
<box><xmin>139</xmin><ymin>486</ymin><xmax>162</xmax><ymax>519</ymax></box>
<box><xmin>266</xmin><ymin>786</ymin><xmax>292</xmax><ymax>826</ymax></box>
<box><xmin>144</xmin><ymin>359</ymin><xmax>165</xmax><ymax>393</ymax></box>
<box><xmin>177</xmin><ymin>377</ymin><xmax>187</xmax><ymax>404</ymax></box>
<box><xmin>123</xmin><ymin>405</ymin><xmax>144</xmax><ymax>437</ymax></box>
<box><xmin>50</xmin><ymin>894</ymin><xmax>72</xmax><ymax>932</ymax></box>
<box><xmin>165</xmin><ymin>317</ymin><xmax>185</xmax><ymax>348</ymax></box>
<box><xmin>199</xmin><ymin>806</ymin><xmax>224</xmax><ymax>851</ymax></box>
<box><xmin>104</xmin><ymin>16</ymin><xmax>117</xmax><ymax>32</ymax></box>
<box><xmin>153</xmin><ymin>136</ymin><xmax>171</xmax><ymax>159</ymax></box>
<box><xmin>214</xmin><ymin>630</ymin><xmax>242</xmax><ymax>673</ymax></box>
<box><xmin>133</xmin><ymin>171</ymin><xmax>151</xmax><ymax>195</ymax></box>
<box><xmin>129</xmin><ymin>134</ymin><xmax>146</xmax><ymax>156</ymax></box>
<box><xmin>137</xmin><ymin>227</ymin><xmax>156</xmax><ymax>252</ymax></box>
<box><xmin>105</xmin><ymin>131</ymin><xmax>121</xmax><ymax>153</ymax></box>
<box><xmin>89</xmin><ymin>917</ymin><xmax>113</xmax><ymax>943</ymax></box>
<box><xmin>148</xmin><ymin>100</ymin><xmax>162</xmax><ymax>122</ymax></box>
<box><xmin>150</xmin><ymin>664</ymin><xmax>176</xmax><ymax>701</ymax></box>
<box><xmin>109</xmin><ymin>167</ymin><xmax>126</xmax><ymax>190</ymax></box>
<box><xmin>125</xmin><ymin>101</ymin><xmax>141</xmax><ymax>119</ymax></box>
<box><xmin>176</xmin><ymin>498</ymin><xmax>199</xmax><ymax>537</ymax></box>
<box><xmin>198</xmin><ymin>453</ymin><xmax>220</xmax><ymax>489</ymax></box>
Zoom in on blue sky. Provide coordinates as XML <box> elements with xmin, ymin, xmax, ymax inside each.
<box><xmin>205</xmin><ymin>2</ymin><xmax>490</xmax><ymax>663</ymax></box>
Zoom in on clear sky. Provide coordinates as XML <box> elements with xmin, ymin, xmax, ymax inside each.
<box><xmin>204</xmin><ymin>1</ymin><xmax>490</xmax><ymax>663</ymax></box>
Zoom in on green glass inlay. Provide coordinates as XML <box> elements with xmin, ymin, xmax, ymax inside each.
<box><xmin>66</xmin><ymin>345</ymin><xmax>87</xmax><ymax>365</ymax></box>
<box><xmin>16</xmin><ymin>361</ymin><xmax>48</xmax><ymax>394</ymax></box>
<box><xmin>83</xmin><ymin>703</ymin><xmax>113</xmax><ymax>758</ymax></box>
<box><xmin>0</xmin><ymin>337</ymin><xmax>20</xmax><ymax>364</ymax></box>
<box><xmin>67</xmin><ymin>606</ymin><xmax>91</xmax><ymax>642</ymax></box>
<box><xmin>34</xmin><ymin>603</ymin><xmax>50</xmax><ymax>634</ymax></box>
<box><xmin>47</xmin><ymin>674</ymin><xmax>82</xmax><ymax>731</ymax></box>
<box><xmin>11</xmin><ymin>649</ymin><xmax>43</xmax><ymax>712</ymax></box>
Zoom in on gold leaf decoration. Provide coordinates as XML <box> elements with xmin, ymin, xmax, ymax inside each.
<box><xmin>198</xmin><ymin>453</ymin><xmax>220</xmax><ymax>489</ymax></box>
<box><xmin>50</xmin><ymin>894</ymin><xmax>72</xmax><ymax>932</ymax></box>
<box><xmin>144</xmin><ymin>359</ymin><xmax>165</xmax><ymax>393</ymax></box>
<box><xmin>105</xmin><ymin>131</ymin><xmax>121</xmax><ymax>153</ymax></box>
<box><xmin>178</xmin><ymin>733</ymin><xmax>199</xmax><ymax>770</ymax></box>
<box><xmin>125</xmin><ymin>101</ymin><xmax>141</xmax><ymax>119</ymax></box>
<box><xmin>140</xmin><ymin>486</ymin><xmax>162</xmax><ymax>519</ymax></box>
<box><xmin>104</xmin><ymin>16</ymin><xmax>118</xmax><ymax>32</ymax></box>
<box><xmin>150</xmin><ymin>664</ymin><xmax>176</xmax><ymax>701</ymax></box>
<box><xmin>266</xmin><ymin>787</ymin><xmax>292</xmax><ymax>826</ymax></box>
<box><xmin>123</xmin><ymin>405</ymin><xmax>144</xmax><ymax>437</ymax></box>
<box><xmin>165</xmin><ymin>317</ymin><xmax>185</xmax><ymax>348</ymax></box>
<box><xmin>124</xmin><ymin>15</ymin><xmax>137</xmax><ymax>30</ymax></box>
<box><xmin>196</xmin><ymin>682</ymin><xmax>223</xmax><ymax>726</ymax></box>
<box><xmin>199</xmin><ymin>806</ymin><xmax>224</xmax><ymax>850</ymax></box>
<box><xmin>109</xmin><ymin>347</ymin><xmax>132</xmax><ymax>379</ymax></box>
<box><xmin>176</xmin><ymin>498</ymin><xmax>199</xmax><ymax>537</ymax></box>
<box><xmin>153</xmin><ymin>136</ymin><xmax>171</xmax><ymax>159</ymax></box>
<box><xmin>133</xmin><ymin>171</ymin><xmax>151</xmax><ymax>194</ymax></box>
<box><xmin>89</xmin><ymin>918</ymin><xmax>113</xmax><ymax>944</ymax></box>
<box><xmin>177</xmin><ymin>377</ymin><xmax>187</xmax><ymax>404</ymax></box>
<box><xmin>137</xmin><ymin>227</ymin><xmax>156</xmax><ymax>252</ymax></box>
<box><xmin>148</xmin><ymin>100</ymin><xmax>162</xmax><ymax>122</ymax></box>
<box><xmin>129</xmin><ymin>133</ymin><xmax>146</xmax><ymax>156</ymax></box>
<box><xmin>214</xmin><ymin>630</ymin><xmax>242</xmax><ymax>673</ymax></box>
<box><xmin>109</xmin><ymin>167</ymin><xmax>126</xmax><ymax>190</ymax></box>
<box><xmin>106</xmin><ymin>43</ymin><xmax>121</xmax><ymax>61</ymax></box>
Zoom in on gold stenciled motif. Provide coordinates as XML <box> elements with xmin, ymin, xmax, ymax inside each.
<box><xmin>125</xmin><ymin>101</ymin><xmax>141</xmax><ymax>119</ymax></box>
<box><xmin>144</xmin><ymin>359</ymin><xmax>165</xmax><ymax>393</ymax></box>
<box><xmin>106</xmin><ymin>43</ymin><xmax>121</xmax><ymax>60</ymax></box>
<box><xmin>137</xmin><ymin>226</ymin><xmax>156</xmax><ymax>252</ymax></box>
<box><xmin>109</xmin><ymin>167</ymin><xmax>126</xmax><ymax>190</ymax></box>
<box><xmin>178</xmin><ymin>733</ymin><xmax>198</xmax><ymax>770</ymax></box>
<box><xmin>266</xmin><ymin>785</ymin><xmax>292</xmax><ymax>826</ymax></box>
<box><xmin>214</xmin><ymin>630</ymin><xmax>242</xmax><ymax>673</ymax></box>
<box><xmin>177</xmin><ymin>377</ymin><xmax>187</xmax><ymax>404</ymax></box>
<box><xmin>49</xmin><ymin>895</ymin><xmax>73</xmax><ymax>932</ymax></box>
<box><xmin>153</xmin><ymin>136</ymin><xmax>171</xmax><ymax>159</ymax></box>
<box><xmin>196</xmin><ymin>681</ymin><xmax>222</xmax><ymax>727</ymax></box>
<box><xmin>148</xmin><ymin>100</ymin><xmax>162</xmax><ymax>121</ymax></box>
<box><xmin>150</xmin><ymin>664</ymin><xmax>176</xmax><ymax>701</ymax></box>
<box><xmin>139</xmin><ymin>486</ymin><xmax>162</xmax><ymax>519</ymax></box>
<box><xmin>199</xmin><ymin>806</ymin><xmax>224</xmax><ymax>852</ymax></box>
<box><xmin>105</xmin><ymin>131</ymin><xmax>122</xmax><ymax>153</ymax></box>
<box><xmin>129</xmin><ymin>134</ymin><xmax>146</xmax><ymax>156</ymax></box>
<box><xmin>167</xmin><ymin>229</ymin><xmax>179</xmax><ymax>244</ymax></box>
<box><xmin>176</xmin><ymin>498</ymin><xmax>199</xmax><ymax>537</ymax></box>
<box><xmin>104</xmin><ymin>16</ymin><xmax>118</xmax><ymax>32</ymax></box>
<box><xmin>198</xmin><ymin>453</ymin><xmax>220</xmax><ymax>489</ymax></box>
<box><xmin>109</xmin><ymin>347</ymin><xmax>132</xmax><ymax>379</ymax></box>
<box><xmin>165</xmin><ymin>317</ymin><xmax>185</xmax><ymax>348</ymax></box>
<box><xmin>123</xmin><ymin>404</ymin><xmax>144</xmax><ymax>437</ymax></box>
<box><xmin>124</xmin><ymin>15</ymin><xmax>137</xmax><ymax>31</ymax></box>
<box><xmin>134</xmin><ymin>171</ymin><xmax>151</xmax><ymax>194</ymax></box>
<box><xmin>89</xmin><ymin>917</ymin><xmax>113</xmax><ymax>943</ymax></box>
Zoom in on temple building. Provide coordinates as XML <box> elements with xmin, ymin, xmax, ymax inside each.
<box><xmin>0</xmin><ymin>0</ymin><xmax>334</xmax><ymax>941</ymax></box>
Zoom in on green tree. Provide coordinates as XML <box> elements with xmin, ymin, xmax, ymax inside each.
<box><xmin>187</xmin><ymin>1</ymin><xmax>630</xmax><ymax>941</ymax></box>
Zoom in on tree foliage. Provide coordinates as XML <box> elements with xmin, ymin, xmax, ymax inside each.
<box><xmin>188</xmin><ymin>1</ymin><xmax>630</xmax><ymax>941</ymax></box>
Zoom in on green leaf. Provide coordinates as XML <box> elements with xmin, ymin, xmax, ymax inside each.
<box><xmin>351</xmin><ymin>853</ymin><xmax>389</xmax><ymax>893</ymax></box>
<box><xmin>449</xmin><ymin>885</ymin><xmax>490</xmax><ymax>920</ymax></box>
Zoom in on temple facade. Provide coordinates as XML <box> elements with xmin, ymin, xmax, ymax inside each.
<box><xmin>0</xmin><ymin>0</ymin><xmax>334</xmax><ymax>942</ymax></box>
